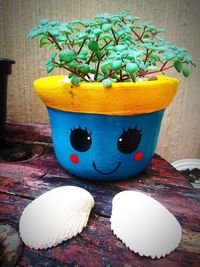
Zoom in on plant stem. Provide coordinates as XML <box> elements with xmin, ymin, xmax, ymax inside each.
<box><xmin>120</xmin><ymin>18</ymin><xmax>144</xmax><ymax>43</ymax></box>
<box><xmin>139</xmin><ymin>63</ymin><xmax>174</xmax><ymax>77</ymax></box>
<box><xmin>86</xmin><ymin>36</ymin><xmax>100</xmax><ymax>64</ymax></box>
<box><xmin>100</xmin><ymin>40</ymin><xmax>112</xmax><ymax>51</ymax></box>
<box><xmin>67</xmin><ymin>36</ymin><xmax>73</xmax><ymax>48</ymax></box>
<box><xmin>86</xmin><ymin>74</ymin><xmax>92</xmax><ymax>80</ymax></box>
<box><xmin>94</xmin><ymin>53</ymin><xmax>107</xmax><ymax>81</ymax></box>
<box><xmin>99</xmin><ymin>70</ymin><xmax>116</xmax><ymax>82</ymax></box>
<box><xmin>160</xmin><ymin>61</ymin><xmax>168</xmax><ymax>71</ymax></box>
<box><xmin>77</xmin><ymin>38</ymin><xmax>87</xmax><ymax>55</ymax></box>
<box><xmin>86</xmin><ymin>52</ymin><xmax>95</xmax><ymax>65</ymax></box>
<box><xmin>111</xmin><ymin>28</ymin><xmax>118</xmax><ymax>44</ymax></box>
<box><xmin>54</xmin><ymin>61</ymin><xmax>89</xmax><ymax>82</ymax></box>
<box><xmin>86</xmin><ymin>40</ymin><xmax>111</xmax><ymax>66</ymax></box>
<box><xmin>140</xmin><ymin>26</ymin><xmax>147</xmax><ymax>40</ymax></box>
<box><xmin>119</xmin><ymin>69</ymin><xmax>123</xmax><ymax>81</ymax></box>
<box><xmin>47</xmin><ymin>38</ymin><xmax>53</xmax><ymax>44</ymax></box>
<box><xmin>144</xmin><ymin>49</ymin><xmax>152</xmax><ymax>65</ymax></box>
<box><xmin>48</xmin><ymin>32</ymin><xmax>62</xmax><ymax>51</ymax></box>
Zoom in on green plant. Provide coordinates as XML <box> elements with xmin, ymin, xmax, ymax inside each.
<box><xmin>28</xmin><ymin>12</ymin><xmax>195</xmax><ymax>86</ymax></box>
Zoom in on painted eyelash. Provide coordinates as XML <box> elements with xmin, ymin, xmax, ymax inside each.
<box><xmin>70</xmin><ymin>126</ymin><xmax>92</xmax><ymax>136</ymax></box>
<box><xmin>122</xmin><ymin>126</ymin><xmax>143</xmax><ymax>135</ymax></box>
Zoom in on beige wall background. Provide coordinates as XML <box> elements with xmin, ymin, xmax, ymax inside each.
<box><xmin>0</xmin><ymin>0</ymin><xmax>200</xmax><ymax>163</ymax></box>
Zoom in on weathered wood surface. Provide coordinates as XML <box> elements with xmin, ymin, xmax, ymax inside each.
<box><xmin>0</xmin><ymin>123</ymin><xmax>200</xmax><ymax>266</ymax></box>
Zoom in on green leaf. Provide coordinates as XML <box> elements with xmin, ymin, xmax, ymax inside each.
<box><xmin>45</xmin><ymin>58</ymin><xmax>51</xmax><ymax>65</ymax></box>
<box><xmin>50</xmin><ymin>30</ymin><xmax>59</xmax><ymax>37</ymax></box>
<box><xmin>85</xmin><ymin>27</ymin><xmax>92</xmax><ymax>33</ymax></box>
<box><xmin>40</xmin><ymin>19</ymin><xmax>48</xmax><ymax>26</ymax></box>
<box><xmin>177</xmin><ymin>53</ymin><xmax>184</xmax><ymax>61</ymax></box>
<box><xmin>91</xmin><ymin>57</ymin><xmax>98</xmax><ymax>63</ymax></box>
<box><xmin>99</xmin><ymin>34</ymin><xmax>114</xmax><ymax>42</ymax></box>
<box><xmin>101</xmin><ymin>68</ymin><xmax>109</xmax><ymax>75</ymax></box>
<box><xmin>101</xmin><ymin>60</ymin><xmax>112</xmax><ymax>69</ymax></box>
<box><xmin>77</xmin><ymin>32</ymin><xmax>87</xmax><ymax>39</ymax></box>
<box><xmin>77</xmin><ymin>54</ymin><xmax>88</xmax><ymax>61</ymax></box>
<box><xmin>96</xmin><ymin>74</ymin><xmax>104</xmax><ymax>82</ymax></box>
<box><xmin>92</xmin><ymin>28</ymin><xmax>102</xmax><ymax>35</ymax></box>
<box><xmin>126</xmin><ymin>63</ymin><xmax>137</xmax><ymax>73</ymax></box>
<box><xmin>48</xmin><ymin>44</ymin><xmax>56</xmax><ymax>51</ymax></box>
<box><xmin>39</xmin><ymin>35</ymin><xmax>50</xmax><ymax>47</ymax></box>
<box><xmin>137</xmin><ymin>61</ymin><xmax>146</xmax><ymax>71</ymax></box>
<box><xmin>129</xmin><ymin>73</ymin><xmax>136</xmax><ymax>82</ymax></box>
<box><xmin>71</xmin><ymin>19</ymin><xmax>84</xmax><ymax>25</ymax></box>
<box><xmin>182</xmin><ymin>66</ymin><xmax>190</xmax><ymax>77</ymax></box>
<box><xmin>115</xmin><ymin>45</ymin><xmax>127</xmax><ymax>52</ymax></box>
<box><xmin>147</xmin><ymin>65</ymin><xmax>158</xmax><ymax>71</ymax></box>
<box><xmin>108</xmin><ymin>51</ymin><xmax>121</xmax><ymax>59</ymax></box>
<box><xmin>184</xmin><ymin>55</ymin><xmax>193</xmax><ymax>64</ymax></box>
<box><xmin>88</xmin><ymin>33</ymin><xmax>96</xmax><ymax>39</ymax></box>
<box><xmin>110</xmin><ymin>73</ymin><xmax>118</xmax><ymax>79</ymax></box>
<box><xmin>28</xmin><ymin>28</ymin><xmax>44</xmax><ymax>39</ymax></box>
<box><xmin>68</xmin><ymin>73</ymin><xmax>74</xmax><ymax>78</ymax></box>
<box><xmin>59</xmin><ymin>50</ymin><xmax>74</xmax><ymax>62</ymax></box>
<box><xmin>102</xmin><ymin>23</ymin><xmax>112</xmax><ymax>32</ymax></box>
<box><xmin>143</xmin><ymin>34</ymin><xmax>150</xmax><ymax>39</ymax></box>
<box><xmin>71</xmin><ymin>75</ymin><xmax>80</xmax><ymax>86</ymax></box>
<box><xmin>79</xmin><ymin>49</ymin><xmax>88</xmax><ymax>55</ymax></box>
<box><xmin>174</xmin><ymin>59</ymin><xmax>182</xmax><ymax>73</ymax></box>
<box><xmin>50</xmin><ymin>52</ymin><xmax>57</xmax><ymax>61</ymax></box>
<box><xmin>88</xmin><ymin>41</ymin><xmax>99</xmax><ymax>52</ymax></box>
<box><xmin>164</xmin><ymin>52</ymin><xmax>176</xmax><ymax>61</ymax></box>
<box><xmin>111</xmin><ymin>60</ymin><xmax>122</xmax><ymax>71</ymax></box>
<box><xmin>57</xmin><ymin>26</ymin><xmax>72</xmax><ymax>35</ymax></box>
<box><xmin>49</xmin><ymin>21</ymin><xmax>59</xmax><ymax>27</ymax></box>
<box><xmin>57</xmin><ymin>35</ymin><xmax>66</xmax><ymax>42</ymax></box>
<box><xmin>66</xmin><ymin>61</ymin><xmax>78</xmax><ymax>69</ymax></box>
<box><xmin>115</xmin><ymin>29</ymin><xmax>126</xmax><ymax>38</ymax></box>
<box><xmin>90</xmin><ymin>69</ymin><xmax>96</xmax><ymax>74</ymax></box>
<box><xmin>46</xmin><ymin>63</ymin><xmax>55</xmax><ymax>73</ymax></box>
<box><xmin>79</xmin><ymin>65</ymin><xmax>90</xmax><ymax>75</ymax></box>
<box><xmin>102</xmin><ymin>78</ymin><xmax>112</xmax><ymax>87</ymax></box>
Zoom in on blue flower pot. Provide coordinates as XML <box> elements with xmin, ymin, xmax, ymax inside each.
<box><xmin>34</xmin><ymin>75</ymin><xmax>179</xmax><ymax>181</ymax></box>
<box><xmin>48</xmin><ymin>108</ymin><xmax>164</xmax><ymax>180</ymax></box>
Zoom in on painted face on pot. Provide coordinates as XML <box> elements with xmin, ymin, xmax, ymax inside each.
<box><xmin>48</xmin><ymin>108</ymin><xmax>164</xmax><ymax>180</ymax></box>
<box><xmin>69</xmin><ymin>126</ymin><xmax>143</xmax><ymax>175</ymax></box>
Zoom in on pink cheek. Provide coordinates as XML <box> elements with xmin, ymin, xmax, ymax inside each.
<box><xmin>70</xmin><ymin>154</ymin><xmax>79</xmax><ymax>164</ymax></box>
<box><xmin>134</xmin><ymin>151</ymin><xmax>143</xmax><ymax>161</ymax></box>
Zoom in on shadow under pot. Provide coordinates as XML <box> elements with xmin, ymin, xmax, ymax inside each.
<box><xmin>34</xmin><ymin>75</ymin><xmax>179</xmax><ymax>181</ymax></box>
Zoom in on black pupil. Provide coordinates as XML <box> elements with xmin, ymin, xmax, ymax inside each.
<box><xmin>118</xmin><ymin>128</ymin><xmax>142</xmax><ymax>154</ymax></box>
<box><xmin>70</xmin><ymin>128</ymin><xmax>91</xmax><ymax>152</ymax></box>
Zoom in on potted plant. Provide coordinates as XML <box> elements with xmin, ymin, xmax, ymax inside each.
<box><xmin>28</xmin><ymin>12</ymin><xmax>194</xmax><ymax>181</ymax></box>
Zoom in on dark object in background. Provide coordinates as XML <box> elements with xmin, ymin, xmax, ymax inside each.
<box><xmin>180</xmin><ymin>168</ymin><xmax>200</xmax><ymax>183</ymax></box>
<box><xmin>0</xmin><ymin>58</ymin><xmax>15</xmax><ymax>147</ymax></box>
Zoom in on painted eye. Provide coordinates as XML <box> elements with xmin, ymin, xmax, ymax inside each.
<box><xmin>70</xmin><ymin>127</ymin><xmax>92</xmax><ymax>152</ymax></box>
<box><xmin>118</xmin><ymin>127</ymin><xmax>142</xmax><ymax>154</ymax></box>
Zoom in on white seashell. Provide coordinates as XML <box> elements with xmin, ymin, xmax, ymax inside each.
<box><xmin>110</xmin><ymin>190</ymin><xmax>182</xmax><ymax>259</ymax></box>
<box><xmin>19</xmin><ymin>186</ymin><xmax>94</xmax><ymax>250</ymax></box>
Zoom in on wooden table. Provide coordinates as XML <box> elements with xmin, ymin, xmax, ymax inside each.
<box><xmin>0</xmin><ymin>123</ymin><xmax>200</xmax><ymax>266</ymax></box>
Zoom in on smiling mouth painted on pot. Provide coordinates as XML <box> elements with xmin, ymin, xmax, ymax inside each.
<box><xmin>92</xmin><ymin>162</ymin><xmax>121</xmax><ymax>175</ymax></box>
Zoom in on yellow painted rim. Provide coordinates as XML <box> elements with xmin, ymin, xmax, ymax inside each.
<box><xmin>34</xmin><ymin>75</ymin><xmax>179</xmax><ymax>115</ymax></box>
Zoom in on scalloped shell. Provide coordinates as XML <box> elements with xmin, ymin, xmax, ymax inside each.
<box><xmin>110</xmin><ymin>191</ymin><xmax>182</xmax><ymax>259</ymax></box>
<box><xmin>19</xmin><ymin>186</ymin><xmax>94</xmax><ymax>250</ymax></box>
